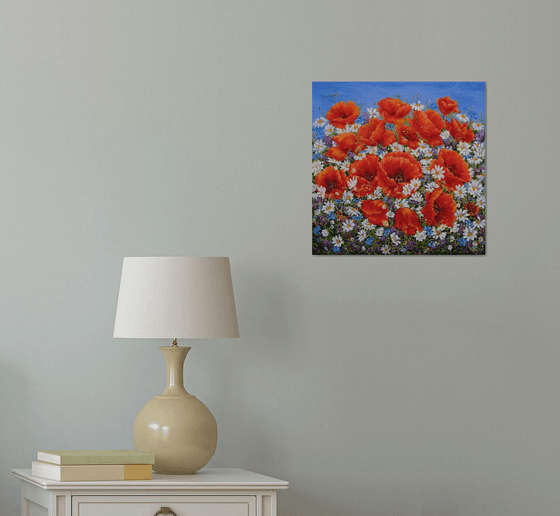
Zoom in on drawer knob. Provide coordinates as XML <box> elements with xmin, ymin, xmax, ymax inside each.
<box><xmin>154</xmin><ymin>508</ymin><xmax>177</xmax><ymax>516</ymax></box>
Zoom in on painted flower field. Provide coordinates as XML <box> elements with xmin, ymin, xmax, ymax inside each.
<box><xmin>312</xmin><ymin>89</ymin><xmax>485</xmax><ymax>255</ymax></box>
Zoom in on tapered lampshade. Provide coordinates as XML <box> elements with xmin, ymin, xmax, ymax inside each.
<box><xmin>114</xmin><ymin>256</ymin><xmax>239</xmax><ymax>339</ymax></box>
<box><xmin>113</xmin><ymin>256</ymin><xmax>239</xmax><ymax>474</ymax></box>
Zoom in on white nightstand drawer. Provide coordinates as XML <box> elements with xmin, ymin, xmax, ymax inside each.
<box><xmin>72</xmin><ymin>495</ymin><xmax>256</xmax><ymax>516</ymax></box>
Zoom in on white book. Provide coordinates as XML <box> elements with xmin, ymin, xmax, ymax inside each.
<box><xmin>31</xmin><ymin>461</ymin><xmax>152</xmax><ymax>481</ymax></box>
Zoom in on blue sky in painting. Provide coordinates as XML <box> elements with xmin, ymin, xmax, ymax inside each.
<box><xmin>312</xmin><ymin>82</ymin><xmax>485</xmax><ymax>123</ymax></box>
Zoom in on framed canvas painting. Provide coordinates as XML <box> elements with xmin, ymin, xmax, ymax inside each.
<box><xmin>312</xmin><ymin>82</ymin><xmax>486</xmax><ymax>255</ymax></box>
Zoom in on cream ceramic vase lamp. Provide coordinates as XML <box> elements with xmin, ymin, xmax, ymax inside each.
<box><xmin>113</xmin><ymin>257</ymin><xmax>239</xmax><ymax>474</ymax></box>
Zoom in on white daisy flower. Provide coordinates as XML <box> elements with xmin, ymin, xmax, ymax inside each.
<box><xmin>432</xmin><ymin>165</ymin><xmax>445</xmax><ymax>181</ymax></box>
<box><xmin>312</xmin><ymin>160</ymin><xmax>323</xmax><ymax>176</ymax></box>
<box><xmin>321</xmin><ymin>229</ymin><xmax>329</xmax><ymax>237</ymax></box>
<box><xmin>450</xmin><ymin>223</ymin><xmax>460</xmax><ymax>234</ymax></box>
<box><xmin>342</xmin><ymin>190</ymin><xmax>354</xmax><ymax>203</ymax></box>
<box><xmin>415</xmin><ymin>230</ymin><xmax>427</xmax><ymax>242</ymax></box>
<box><xmin>411</xmin><ymin>191</ymin><xmax>423</xmax><ymax>203</ymax></box>
<box><xmin>348</xmin><ymin>177</ymin><xmax>358</xmax><ymax>190</ymax></box>
<box><xmin>467</xmin><ymin>181</ymin><xmax>484</xmax><ymax>197</ymax></box>
<box><xmin>409</xmin><ymin>178</ymin><xmax>421</xmax><ymax>191</ymax></box>
<box><xmin>456</xmin><ymin>209</ymin><xmax>469</xmax><ymax>222</ymax></box>
<box><xmin>361</xmin><ymin>220</ymin><xmax>375</xmax><ymax>230</ymax></box>
<box><xmin>387</xmin><ymin>210</ymin><xmax>395</xmax><ymax>219</ymax></box>
<box><xmin>456</xmin><ymin>114</ymin><xmax>469</xmax><ymax>122</ymax></box>
<box><xmin>457</xmin><ymin>142</ymin><xmax>471</xmax><ymax>156</ymax></box>
<box><xmin>391</xmin><ymin>143</ymin><xmax>405</xmax><ymax>152</ymax></box>
<box><xmin>313</xmin><ymin>140</ymin><xmax>326</xmax><ymax>153</ymax></box>
<box><xmin>324</xmin><ymin>125</ymin><xmax>336</xmax><ymax>136</ymax></box>
<box><xmin>433</xmin><ymin>226</ymin><xmax>447</xmax><ymax>240</ymax></box>
<box><xmin>357</xmin><ymin>230</ymin><xmax>367</xmax><ymax>242</ymax></box>
<box><xmin>411</xmin><ymin>102</ymin><xmax>425</xmax><ymax>111</ymax></box>
<box><xmin>313</xmin><ymin>117</ymin><xmax>327</xmax><ymax>128</ymax></box>
<box><xmin>332</xmin><ymin>235</ymin><xmax>343</xmax><ymax>247</ymax></box>
<box><xmin>381</xmin><ymin>245</ymin><xmax>390</xmax><ymax>255</ymax></box>
<box><xmin>425</xmin><ymin>181</ymin><xmax>438</xmax><ymax>192</ymax></box>
<box><xmin>342</xmin><ymin>220</ymin><xmax>355</xmax><ymax>232</ymax></box>
<box><xmin>440</xmin><ymin>130</ymin><xmax>451</xmax><ymax>140</ymax></box>
<box><xmin>323</xmin><ymin>201</ymin><xmax>335</xmax><ymax>214</ymax></box>
<box><xmin>394</xmin><ymin>199</ymin><xmax>409</xmax><ymax>209</ymax></box>
<box><xmin>339</xmin><ymin>160</ymin><xmax>351</xmax><ymax>173</ymax></box>
<box><xmin>367</xmin><ymin>107</ymin><xmax>381</xmax><ymax>119</ymax></box>
<box><xmin>472</xmin><ymin>122</ymin><xmax>484</xmax><ymax>131</ymax></box>
<box><xmin>391</xmin><ymin>233</ymin><xmax>400</xmax><ymax>246</ymax></box>
<box><xmin>454</xmin><ymin>184</ymin><xmax>467</xmax><ymax>199</ymax></box>
<box><xmin>402</xmin><ymin>183</ymin><xmax>414</xmax><ymax>196</ymax></box>
<box><xmin>375</xmin><ymin>227</ymin><xmax>385</xmax><ymax>237</ymax></box>
<box><xmin>315</xmin><ymin>186</ymin><xmax>326</xmax><ymax>198</ymax></box>
<box><xmin>473</xmin><ymin>219</ymin><xmax>486</xmax><ymax>229</ymax></box>
<box><xmin>463</xmin><ymin>227</ymin><xmax>477</xmax><ymax>241</ymax></box>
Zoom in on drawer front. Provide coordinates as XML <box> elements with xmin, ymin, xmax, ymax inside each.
<box><xmin>72</xmin><ymin>495</ymin><xmax>256</xmax><ymax>516</ymax></box>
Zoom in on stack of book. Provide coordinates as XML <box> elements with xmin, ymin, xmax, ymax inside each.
<box><xmin>31</xmin><ymin>450</ymin><xmax>155</xmax><ymax>481</ymax></box>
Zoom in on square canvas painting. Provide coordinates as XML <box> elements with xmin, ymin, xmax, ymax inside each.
<box><xmin>312</xmin><ymin>82</ymin><xmax>486</xmax><ymax>255</ymax></box>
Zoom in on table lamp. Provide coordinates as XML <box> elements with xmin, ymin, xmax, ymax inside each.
<box><xmin>113</xmin><ymin>257</ymin><xmax>239</xmax><ymax>474</ymax></box>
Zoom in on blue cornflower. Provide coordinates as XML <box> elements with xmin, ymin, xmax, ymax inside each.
<box><xmin>327</xmin><ymin>213</ymin><xmax>336</xmax><ymax>220</ymax></box>
<box><xmin>425</xmin><ymin>227</ymin><xmax>433</xmax><ymax>236</ymax></box>
<box><xmin>365</xmin><ymin>237</ymin><xmax>374</xmax><ymax>245</ymax></box>
<box><xmin>333</xmin><ymin>246</ymin><xmax>341</xmax><ymax>253</ymax></box>
<box><xmin>335</xmin><ymin>199</ymin><xmax>342</xmax><ymax>205</ymax></box>
<box><xmin>384</xmin><ymin>229</ymin><xmax>391</xmax><ymax>236</ymax></box>
<box><xmin>459</xmin><ymin>238</ymin><xmax>467</xmax><ymax>246</ymax></box>
<box><xmin>428</xmin><ymin>241</ymin><xmax>437</xmax><ymax>248</ymax></box>
<box><xmin>313</xmin><ymin>226</ymin><xmax>321</xmax><ymax>235</ymax></box>
<box><xmin>353</xmin><ymin>214</ymin><xmax>362</xmax><ymax>221</ymax></box>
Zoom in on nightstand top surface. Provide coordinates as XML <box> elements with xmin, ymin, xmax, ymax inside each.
<box><xmin>12</xmin><ymin>467</ymin><xmax>289</xmax><ymax>491</ymax></box>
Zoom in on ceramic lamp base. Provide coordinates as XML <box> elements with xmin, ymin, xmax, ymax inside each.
<box><xmin>133</xmin><ymin>346</ymin><xmax>217</xmax><ymax>474</ymax></box>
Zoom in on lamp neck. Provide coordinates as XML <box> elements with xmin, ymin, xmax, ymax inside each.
<box><xmin>159</xmin><ymin>346</ymin><xmax>191</xmax><ymax>396</ymax></box>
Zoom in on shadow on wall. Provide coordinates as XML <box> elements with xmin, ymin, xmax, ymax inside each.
<box><xmin>209</xmin><ymin>261</ymin><xmax>297</xmax><ymax>470</ymax></box>
<box><xmin>0</xmin><ymin>362</ymin><xmax>32</xmax><ymax>516</ymax></box>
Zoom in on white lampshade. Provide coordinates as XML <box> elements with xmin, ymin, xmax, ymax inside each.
<box><xmin>113</xmin><ymin>257</ymin><xmax>239</xmax><ymax>339</ymax></box>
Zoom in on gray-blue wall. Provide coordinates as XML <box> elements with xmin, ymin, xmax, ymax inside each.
<box><xmin>1</xmin><ymin>1</ymin><xmax>559</xmax><ymax>515</ymax></box>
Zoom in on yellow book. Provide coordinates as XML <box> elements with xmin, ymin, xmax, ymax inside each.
<box><xmin>31</xmin><ymin>461</ymin><xmax>152</xmax><ymax>481</ymax></box>
<box><xmin>37</xmin><ymin>450</ymin><xmax>155</xmax><ymax>465</ymax></box>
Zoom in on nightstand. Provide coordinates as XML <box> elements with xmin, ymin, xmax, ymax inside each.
<box><xmin>12</xmin><ymin>467</ymin><xmax>289</xmax><ymax>516</ymax></box>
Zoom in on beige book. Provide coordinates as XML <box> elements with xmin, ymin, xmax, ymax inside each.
<box><xmin>31</xmin><ymin>461</ymin><xmax>152</xmax><ymax>481</ymax></box>
<box><xmin>37</xmin><ymin>450</ymin><xmax>155</xmax><ymax>465</ymax></box>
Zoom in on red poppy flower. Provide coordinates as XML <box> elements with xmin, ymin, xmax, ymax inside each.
<box><xmin>445</xmin><ymin>119</ymin><xmax>474</xmax><ymax>143</ymax></box>
<box><xmin>349</xmin><ymin>155</ymin><xmax>380</xmax><ymax>196</ymax></box>
<box><xmin>378</xmin><ymin>98</ymin><xmax>412</xmax><ymax>125</ymax></box>
<box><xmin>410</xmin><ymin>111</ymin><xmax>443</xmax><ymax>147</ymax></box>
<box><xmin>382</xmin><ymin>130</ymin><xmax>397</xmax><ymax>147</ymax></box>
<box><xmin>396</xmin><ymin>124</ymin><xmax>419</xmax><ymax>149</ymax></box>
<box><xmin>437</xmin><ymin>96</ymin><xmax>460</xmax><ymax>116</ymax></box>
<box><xmin>326</xmin><ymin>101</ymin><xmax>360</xmax><ymax>129</ymax></box>
<box><xmin>377</xmin><ymin>151</ymin><xmax>423</xmax><ymax>199</ymax></box>
<box><xmin>326</xmin><ymin>132</ymin><xmax>363</xmax><ymax>161</ymax></box>
<box><xmin>357</xmin><ymin>119</ymin><xmax>386</xmax><ymax>147</ymax></box>
<box><xmin>360</xmin><ymin>199</ymin><xmax>389</xmax><ymax>226</ymax></box>
<box><xmin>465</xmin><ymin>202</ymin><xmax>479</xmax><ymax>215</ymax></box>
<box><xmin>431</xmin><ymin>149</ymin><xmax>471</xmax><ymax>191</ymax></box>
<box><xmin>425</xmin><ymin>109</ymin><xmax>444</xmax><ymax>131</ymax></box>
<box><xmin>315</xmin><ymin>167</ymin><xmax>348</xmax><ymax>199</ymax></box>
<box><xmin>422</xmin><ymin>188</ymin><xmax>457</xmax><ymax>227</ymax></box>
<box><xmin>394</xmin><ymin>208</ymin><xmax>423</xmax><ymax>236</ymax></box>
